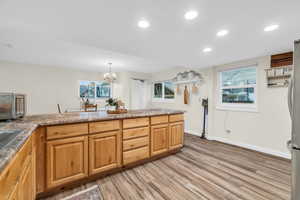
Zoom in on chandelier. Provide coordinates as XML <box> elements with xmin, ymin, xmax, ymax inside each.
<box><xmin>103</xmin><ymin>62</ymin><xmax>117</xmax><ymax>82</ymax></box>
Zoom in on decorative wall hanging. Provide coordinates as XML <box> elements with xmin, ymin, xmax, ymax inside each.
<box><xmin>176</xmin><ymin>85</ymin><xmax>181</xmax><ymax>94</ymax></box>
<box><xmin>192</xmin><ymin>83</ymin><xmax>198</xmax><ymax>94</ymax></box>
<box><xmin>172</xmin><ymin>70</ymin><xmax>204</xmax><ymax>99</ymax></box>
<box><xmin>172</xmin><ymin>70</ymin><xmax>204</xmax><ymax>85</ymax></box>
<box><xmin>184</xmin><ymin>85</ymin><xmax>189</xmax><ymax>104</ymax></box>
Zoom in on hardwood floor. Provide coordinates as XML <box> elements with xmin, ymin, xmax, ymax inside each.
<box><xmin>43</xmin><ymin>134</ymin><xmax>291</xmax><ymax>200</ymax></box>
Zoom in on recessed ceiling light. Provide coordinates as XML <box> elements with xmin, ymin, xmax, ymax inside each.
<box><xmin>217</xmin><ymin>29</ymin><xmax>229</xmax><ymax>37</ymax></box>
<box><xmin>184</xmin><ymin>10</ymin><xmax>198</xmax><ymax>20</ymax></box>
<box><xmin>138</xmin><ymin>20</ymin><xmax>150</xmax><ymax>29</ymax></box>
<box><xmin>264</xmin><ymin>24</ymin><xmax>279</xmax><ymax>32</ymax></box>
<box><xmin>203</xmin><ymin>47</ymin><xmax>212</xmax><ymax>53</ymax></box>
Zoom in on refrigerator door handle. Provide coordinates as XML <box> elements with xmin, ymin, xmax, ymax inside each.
<box><xmin>288</xmin><ymin>78</ymin><xmax>294</xmax><ymax>119</ymax></box>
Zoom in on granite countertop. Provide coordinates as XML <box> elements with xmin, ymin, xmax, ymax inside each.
<box><xmin>20</xmin><ymin>109</ymin><xmax>184</xmax><ymax>126</ymax></box>
<box><xmin>0</xmin><ymin>109</ymin><xmax>184</xmax><ymax>172</ymax></box>
<box><xmin>0</xmin><ymin>122</ymin><xmax>38</xmax><ymax>172</ymax></box>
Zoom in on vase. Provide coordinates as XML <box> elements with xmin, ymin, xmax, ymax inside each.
<box><xmin>107</xmin><ymin>106</ymin><xmax>117</xmax><ymax>111</ymax></box>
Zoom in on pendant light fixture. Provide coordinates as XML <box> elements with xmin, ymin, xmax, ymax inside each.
<box><xmin>103</xmin><ymin>62</ymin><xmax>117</xmax><ymax>82</ymax></box>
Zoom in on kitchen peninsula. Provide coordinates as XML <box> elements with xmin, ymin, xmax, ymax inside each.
<box><xmin>0</xmin><ymin>109</ymin><xmax>184</xmax><ymax>199</ymax></box>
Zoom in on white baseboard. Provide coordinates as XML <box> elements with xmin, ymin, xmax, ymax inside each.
<box><xmin>185</xmin><ymin>130</ymin><xmax>201</xmax><ymax>136</ymax></box>
<box><xmin>184</xmin><ymin>131</ymin><xmax>291</xmax><ymax>159</ymax></box>
<box><xmin>208</xmin><ymin>136</ymin><xmax>291</xmax><ymax>159</ymax></box>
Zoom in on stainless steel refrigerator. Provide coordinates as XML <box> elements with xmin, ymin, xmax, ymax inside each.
<box><xmin>288</xmin><ymin>40</ymin><xmax>300</xmax><ymax>200</ymax></box>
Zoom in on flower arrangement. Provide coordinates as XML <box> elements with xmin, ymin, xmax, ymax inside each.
<box><xmin>105</xmin><ymin>98</ymin><xmax>126</xmax><ymax>112</ymax></box>
<box><xmin>106</xmin><ymin>98</ymin><xmax>118</xmax><ymax>107</ymax></box>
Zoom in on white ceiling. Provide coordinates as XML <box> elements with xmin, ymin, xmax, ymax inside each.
<box><xmin>0</xmin><ymin>0</ymin><xmax>300</xmax><ymax>73</ymax></box>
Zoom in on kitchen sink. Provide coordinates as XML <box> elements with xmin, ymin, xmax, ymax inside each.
<box><xmin>0</xmin><ymin>130</ymin><xmax>21</xmax><ymax>149</ymax></box>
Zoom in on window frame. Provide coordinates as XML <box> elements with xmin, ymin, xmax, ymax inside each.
<box><xmin>152</xmin><ymin>81</ymin><xmax>175</xmax><ymax>103</ymax></box>
<box><xmin>216</xmin><ymin>65</ymin><xmax>258</xmax><ymax>112</ymax></box>
<box><xmin>79</xmin><ymin>80</ymin><xmax>112</xmax><ymax>99</ymax></box>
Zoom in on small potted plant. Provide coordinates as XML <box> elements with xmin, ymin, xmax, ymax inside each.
<box><xmin>106</xmin><ymin>98</ymin><xmax>118</xmax><ymax>111</ymax></box>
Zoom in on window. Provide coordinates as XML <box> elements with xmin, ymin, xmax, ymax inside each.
<box><xmin>218</xmin><ymin>66</ymin><xmax>257</xmax><ymax>111</ymax></box>
<box><xmin>96</xmin><ymin>82</ymin><xmax>111</xmax><ymax>98</ymax></box>
<box><xmin>80</xmin><ymin>81</ymin><xmax>111</xmax><ymax>99</ymax></box>
<box><xmin>154</xmin><ymin>83</ymin><xmax>163</xmax><ymax>98</ymax></box>
<box><xmin>153</xmin><ymin>81</ymin><xmax>175</xmax><ymax>101</ymax></box>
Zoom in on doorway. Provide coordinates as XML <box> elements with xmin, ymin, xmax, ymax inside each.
<box><xmin>130</xmin><ymin>79</ymin><xmax>150</xmax><ymax>109</ymax></box>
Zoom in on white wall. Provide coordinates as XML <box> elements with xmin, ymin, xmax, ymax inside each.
<box><xmin>150</xmin><ymin>67</ymin><xmax>212</xmax><ymax>136</ymax></box>
<box><xmin>0</xmin><ymin>61</ymin><xmax>150</xmax><ymax>114</ymax></box>
<box><xmin>0</xmin><ymin>61</ymin><xmax>102</xmax><ymax>114</ymax></box>
<box><xmin>209</xmin><ymin>56</ymin><xmax>291</xmax><ymax>158</ymax></box>
<box><xmin>150</xmin><ymin>56</ymin><xmax>291</xmax><ymax>158</ymax></box>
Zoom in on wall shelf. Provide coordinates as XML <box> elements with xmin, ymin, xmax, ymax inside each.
<box><xmin>265</xmin><ymin>65</ymin><xmax>293</xmax><ymax>88</ymax></box>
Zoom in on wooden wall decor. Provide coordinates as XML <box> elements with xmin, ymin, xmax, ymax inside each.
<box><xmin>271</xmin><ymin>52</ymin><xmax>293</xmax><ymax>68</ymax></box>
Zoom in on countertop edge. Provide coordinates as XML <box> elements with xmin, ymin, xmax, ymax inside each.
<box><xmin>37</xmin><ymin>111</ymin><xmax>184</xmax><ymax>126</ymax></box>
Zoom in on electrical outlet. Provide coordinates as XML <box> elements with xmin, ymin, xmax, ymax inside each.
<box><xmin>226</xmin><ymin>129</ymin><xmax>231</xmax><ymax>134</ymax></box>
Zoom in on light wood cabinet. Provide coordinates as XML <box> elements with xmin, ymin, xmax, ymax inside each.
<box><xmin>122</xmin><ymin>123</ymin><xmax>150</xmax><ymax>165</ymax></box>
<box><xmin>89</xmin><ymin>131</ymin><xmax>121</xmax><ymax>175</ymax></box>
<box><xmin>8</xmin><ymin>184</ymin><xmax>18</xmax><ymax>200</ymax></box>
<box><xmin>0</xmin><ymin>135</ymin><xmax>32</xmax><ymax>200</ymax></box>
<box><xmin>89</xmin><ymin>120</ymin><xmax>120</xmax><ymax>134</ymax></box>
<box><xmin>123</xmin><ymin>117</ymin><xmax>149</xmax><ymax>129</ymax></box>
<box><xmin>169</xmin><ymin>122</ymin><xmax>184</xmax><ymax>150</ymax></box>
<box><xmin>36</xmin><ymin>127</ymin><xmax>46</xmax><ymax>194</ymax></box>
<box><xmin>123</xmin><ymin>136</ymin><xmax>149</xmax><ymax>151</ymax></box>
<box><xmin>46</xmin><ymin>123</ymin><xmax>88</xmax><ymax>140</ymax></box>
<box><xmin>123</xmin><ymin>127</ymin><xmax>149</xmax><ymax>140</ymax></box>
<box><xmin>0</xmin><ymin>113</ymin><xmax>184</xmax><ymax>198</ymax></box>
<box><xmin>32</xmin><ymin>130</ymin><xmax>37</xmax><ymax>197</ymax></box>
<box><xmin>46</xmin><ymin>136</ymin><xmax>88</xmax><ymax>188</ymax></box>
<box><xmin>151</xmin><ymin>124</ymin><xmax>169</xmax><ymax>156</ymax></box>
<box><xmin>19</xmin><ymin>157</ymin><xmax>34</xmax><ymax>200</ymax></box>
<box><xmin>123</xmin><ymin>146</ymin><xmax>149</xmax><ymax>165</ymax></box>
<box><xmin>151</xmin><ymin>115</ymin><xmax>168</xmax><ymax>125</ymax></box>
<box><xmin>169</xmin><ymin>114</ymin><xmax>184</xmax><ymax>123</ymax></box>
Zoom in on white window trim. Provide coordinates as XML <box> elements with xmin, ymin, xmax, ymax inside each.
<box><xmin>152</xmin><ymin>81</ymin><xmax>175</xmax><ymax>103</ymax></box>
<box><xmin>78</xmin><ymin>80</ymin><xmax>112</xmax><ymax>99</ymax></box>
<box><xmin>216</xmin><ymin>65</ymin><xmax>258</xmax><ymax>112</ymax></box>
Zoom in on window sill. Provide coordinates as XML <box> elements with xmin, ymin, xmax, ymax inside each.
<box><xmin>152</xmin><ymin>98</ymin><xmax>175</xmax><ymax>103</ymax></box>
<box><xmin>216</xmin><ymin>105</ymin><xmax>258</xmax><ymax>113</ymax></box>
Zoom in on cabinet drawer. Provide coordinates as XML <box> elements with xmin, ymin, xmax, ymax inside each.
<box><xmin>151</xmin><ymin>115</ymin><xmax>169</xmax><ymax>125</ymax></box>
<box><xmin>123</xmin><ymin>127</ymin><xmax>149</xmax><ymax>140</ymax></box>
<box><xmin>123</xmin><ymin>146</ymin><xmax>149</xmax><ymax>165</ymax></box>
<box><xmin>46</xmin><ymin>123</ymin><xmax>88</xmax><ymax>140</ymax></box>
<box><xmin>123</xmin><ymin>136</ymin><xmax>149</xmax><ymax>151</ymax></box>
<box><xmin>169</xmin><ymin>114</ymin><xmax>184</xmax><ymax>122</ymax></box>
<box><xmin>89</xmin><ymin>120</ymin><xmax>120</xmax><ymax>134</ymax></box>
<box><xmin>123</xmin><ymin>117</ymin><xmax>149</xmax><ymax>129</ymax></box>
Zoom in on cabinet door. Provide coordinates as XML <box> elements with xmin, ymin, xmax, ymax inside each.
<box><xmin>89</xmin><ymin>131</ymin><xmax>121</xmax><ymax>175</ymax></box>
<box><xmin>8</xmin><ymin>184</ymin><xmax>18</xmax><ymax>200</ymax></box>
<box><xmin>151</xmin><ymin>124</ymin><xmax>169</xmax><ymax>156</ymax></box>
<box><xmin>169</xmin><ymin>122</ymin><xmax>184</xmax><ymax>150</ymax></box>
<box><xmin>32</xmin><ymin>132</ymin><xmax>37</xmax><ymax>197</ymax></box>
<box><xmin>46</xmin><ymin>136</ymin><xmax>88</xmax><ymax>188</ymax></box>
<box><xmin>19</xmin><ymin>158</ymin><xmax>33</xmax><ymax>200</ymax></box>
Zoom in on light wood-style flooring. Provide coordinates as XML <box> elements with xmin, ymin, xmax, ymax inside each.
<box><xmin>43</xmin><ymin>134</ymin><xmax>291</xmax><ymax>200</ymax></box>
